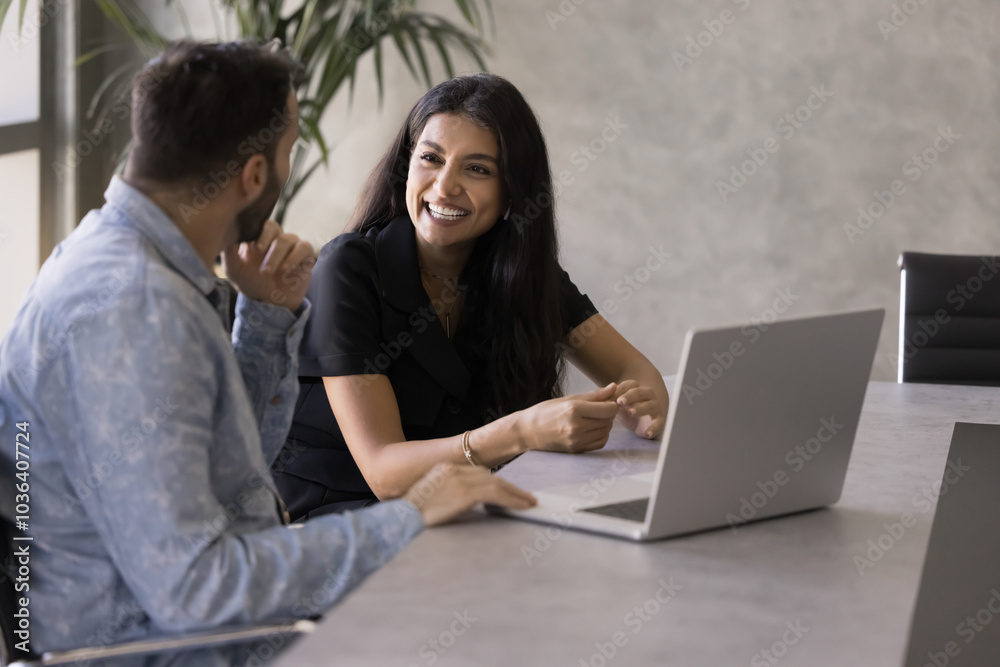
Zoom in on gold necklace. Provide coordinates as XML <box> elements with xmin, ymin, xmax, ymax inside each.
<box><xmin>418</xmin><ymin>265</ymin><xmax>465</xmax><ymax>338</ymax></box>
<box><xmin>418</xmin><ymin>265</ymin><xmax>456</xmax><ymax>281</ymax></box>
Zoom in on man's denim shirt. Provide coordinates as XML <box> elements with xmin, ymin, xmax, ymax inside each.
<box><xmin>0</xmin><ymin>177</ymin><xmax>424</xmax><ymax>653</ymax></box>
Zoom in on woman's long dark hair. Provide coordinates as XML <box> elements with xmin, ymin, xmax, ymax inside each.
<box><xmin>349</xmin><ymin>73</ymin><xmax>567</xmax><ymax>418</ymax></box>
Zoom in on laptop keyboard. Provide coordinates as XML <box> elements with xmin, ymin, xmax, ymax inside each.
<box><xmin>581</xmin><ymin>497</ymin><xmax>650</xmax><ymax>522</ymax></box>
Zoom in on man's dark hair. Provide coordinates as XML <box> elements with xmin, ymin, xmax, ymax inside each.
<box><xmin>129</xmin><ymin>40</ymin><xmax>299</xmax><ymax>186</ymax></box>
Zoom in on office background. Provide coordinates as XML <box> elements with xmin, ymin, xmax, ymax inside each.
<box><xmin>2</xmin><ymin>0</ymin><xmax>998</xmax><ymax>384</ymax></box>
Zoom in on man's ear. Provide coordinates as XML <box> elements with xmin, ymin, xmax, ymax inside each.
<box><xmin>239</xmin><ymin>153</ymin><xmax>268</xmax><ymax>202</ymax></box>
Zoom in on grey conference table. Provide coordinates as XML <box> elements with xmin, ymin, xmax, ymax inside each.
<box><xmin>275</xmin><ymin>380</ymin><xmax>1000</xmax><ymax>667</ymax></box>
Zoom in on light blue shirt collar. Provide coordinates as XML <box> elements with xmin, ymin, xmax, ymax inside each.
<box><xmin>103</xmin><ymin>175</ymin><xmax>219</xmax><ymax>297</ymax></box>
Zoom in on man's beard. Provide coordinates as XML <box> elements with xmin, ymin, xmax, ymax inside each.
<box><xmin>235</xmin><ymin>161</ymin><xmax>282</xmax><ymax>243</ymax></box>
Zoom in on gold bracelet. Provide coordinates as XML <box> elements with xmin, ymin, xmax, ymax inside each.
<box><xmin>462</xmin><ymin>430</ymin><xmax>478</xmax><ymax>467</ymax></box>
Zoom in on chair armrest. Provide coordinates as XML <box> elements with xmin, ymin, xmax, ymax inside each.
<box><xmin>9</xmin><ymin>620</ymin><xmax>314</xmax><ymax>667</ymax></box>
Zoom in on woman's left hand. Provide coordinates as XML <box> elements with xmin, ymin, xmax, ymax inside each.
<box><xmin>613</xmin><ymin>379</ymin><xmax>667</xmax><ymax>440</ymax></box>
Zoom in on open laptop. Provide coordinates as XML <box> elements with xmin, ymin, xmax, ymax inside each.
<box><xmin>491</xmin><ymin>308</ymin><xmax>884</xmax><ymax>541</ymax></box>
<box><xmin>902</xmin><ymin>422</ymin><xmax>1000</xmax><ymax>667</ymax></box>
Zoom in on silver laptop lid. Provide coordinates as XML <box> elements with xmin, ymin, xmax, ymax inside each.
<box><xmin>643</xmin><ymin>308</ymin><xmax>884</xmax><ymax>539</ymax></box>
<box><xmin>902</xmin><ymin>422</ymin><xmax>1000</xmax><ymax>667</ymax></box>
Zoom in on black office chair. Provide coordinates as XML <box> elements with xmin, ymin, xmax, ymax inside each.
<box><xmin>0</xmin><ymin>517</ymin><xmax>38</xmax><ymax>666</ymax></box>
<box><xmin>0</xmin><ymin>517</ymin><xmax>313</xmax><ymax>666</ymax></box>
<box><xmin>897</xmin><ymin>252</ymin><xmax>1000</xmax><ymax>386</ymax></box>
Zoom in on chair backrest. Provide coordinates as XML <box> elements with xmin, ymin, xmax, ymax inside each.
<box><xmin>898</xmin><ymin>252</ymin><xmax>1000</xmax><ymax>385</ymax></box>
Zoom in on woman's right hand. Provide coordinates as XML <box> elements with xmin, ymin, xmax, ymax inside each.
<box><xmin>517</xmin><ymin>383</ymin><xmax>620</xmax><ymax>453</ymax></box>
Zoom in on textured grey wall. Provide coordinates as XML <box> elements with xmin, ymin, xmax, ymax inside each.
<box><xmin>285</xmin><ymin>0</ymin><xmax>1000</xmax><ymax>385</ymax></box>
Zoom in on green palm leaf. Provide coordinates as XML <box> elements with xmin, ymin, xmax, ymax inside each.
<box><xmin>53</xmin><ymin>0</ymin><xmax>493</xmax><ymax>223</ymax></box>
<box><xmin>0</xmin><ymin>0</ymin><xmax>29</xmax><ymax>32</ymax></box>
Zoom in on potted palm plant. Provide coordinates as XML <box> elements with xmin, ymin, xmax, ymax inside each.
<box><xmin>1</xmin><ymin>0</ymin><xmax>493</xmax><ymax>223</ymax></box>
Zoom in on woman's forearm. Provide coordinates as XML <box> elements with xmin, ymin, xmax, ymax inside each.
<box><xmin>619</xmin><ymin>361</ymin><xmax>670</xmax><ymax>410</ymax></box>
<box><xmin>363</xmin><ymin>417</ymin><xmax>529</xmax><ymax>499</ymax></box>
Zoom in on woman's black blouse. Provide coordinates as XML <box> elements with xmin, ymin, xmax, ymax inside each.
<box><xmin>273</xmin><ymin>216</ymin><xmax>597</xmax><ymax>519</ymax></box>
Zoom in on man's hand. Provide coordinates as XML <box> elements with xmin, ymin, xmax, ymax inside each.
<box><xmin>403</xmin><ymin>463</ymin><xmax>536</xmax><ymax>527</ymax></box>
<box><xmin>222</xmin><ymin>220</ymin><xmax>315</xmax><ymax>313</ymax></box>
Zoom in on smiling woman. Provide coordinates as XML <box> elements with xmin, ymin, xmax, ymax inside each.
<box><xmin>272</xmin><ymin>73</ymin><xmax>671</xmax><ymax>520</ymax></box>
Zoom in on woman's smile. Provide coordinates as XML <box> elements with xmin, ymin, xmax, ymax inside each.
<box><xmin>425</xmin><ymin>201</ymin><xmax>471</xmax><ymax>223</ymax></box>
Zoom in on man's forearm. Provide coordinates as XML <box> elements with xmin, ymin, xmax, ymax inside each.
<box><xmin>231</xmin><ymin>293</ymin><xmax>311</xmax><ymax>462</ymax></box>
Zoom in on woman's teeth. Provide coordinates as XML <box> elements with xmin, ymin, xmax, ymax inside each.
<box><xmin>427</xmin><ymin>203</ymin><xmax>468</xmax><ymax>220</ymax></box>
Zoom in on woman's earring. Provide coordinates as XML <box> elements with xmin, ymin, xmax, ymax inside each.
<box><xmin>503</xmin><ymin>204</ymin><xmax>511</xmax><ymax>221</ymax></box>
